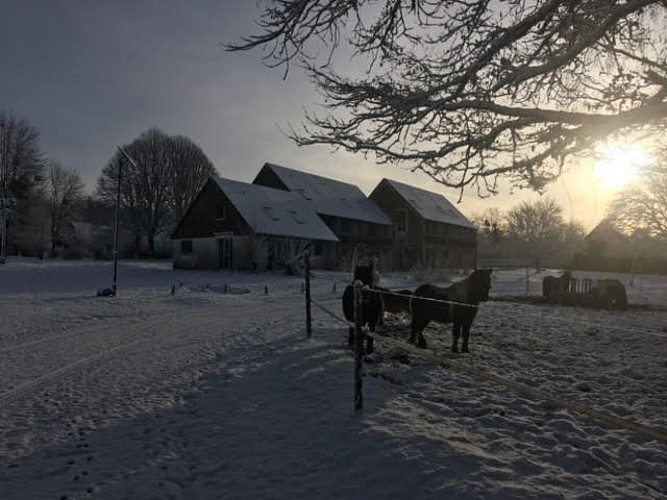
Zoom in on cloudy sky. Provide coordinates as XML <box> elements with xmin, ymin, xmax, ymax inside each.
<box><xmin>2</xmin><ymin>0</ymin><xmax>619</xmax><ymax>230</ymax></box>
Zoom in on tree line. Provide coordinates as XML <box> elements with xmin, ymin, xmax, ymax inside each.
<box><xmin>471</xmin><ymin>199</ymin><xmax>587</xmax><ymax>269</ymax></box>
<box><xmin>1</xmin><ymin>108</ymin><xmax>665</xmax><ymax>262</ymax></box>
<box><xmin>472</xmin><ymin>178</ymin><xmax>667</xmax><ymax>268</ymax></box>
<box><xmin>0</xmin><ymin>111</ymin><xmax>216</xmax><ymax>259</ymax></box>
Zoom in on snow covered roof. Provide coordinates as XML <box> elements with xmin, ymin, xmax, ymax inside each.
<box><xmin>380</xmin><ymin>178</ymin><xmax>475</xmax><ymax>229</ymax></box>
<box><xmin>214</xmin><ymin>177</ymin><xmax>339</xmax><ymax>242</ymax></box>
<box><xmin>587</xmin><ymin>219</ymin><xmax>627</xmax><ymax>242</ymax></box>
<box><xmin>256</xmin><ymin>163</ymin><xmax>392</xmax><ymax>225</ymax></box>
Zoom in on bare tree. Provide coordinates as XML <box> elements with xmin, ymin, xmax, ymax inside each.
<box><xmin>0</xmin><ymin>112</ymin><xmax>44</xmax><ymax>200</ymax></box>
<box><xmin>230</xmin><ymin>1</ymin><xmax>667</xmax><ymax>196</ymax></box>
<box><xmin>167</xmin><ymin>135</ymin><xmax>217</xmax><ymax>222</ymax></box>
<box><xmin>0</xmin><ymin>112</ymin><xmax>45</xmax><ymax>256</ymax></box>
<box><xmin>607</xmin><ymin>165</ymin><xmax>667</xmax><ymax>240</ymax></box>
<box><xmin>505</xmin><ymin>197</ymin><xmax>583</xmax><ymax>267</ymax></box>
<box><xmin>471</xmin><ymin>207</ymin><xmax>504</xmax><ymax>242</ymax></box>
<box><xmin>46</xmin><ymin>161</ymin><xmax>85</xmax><ymax>254</ymax></box>
<box><xmin>97</xmin><ymin>128</ymin><xmax>218</xmax><ymax>257</ymax></box>
<box><xmin>271</xmin><ymin>236</ymin><xmax>311</xmax><ymax>274</ymax></box>
<box><xmin>506</xmin><ymin>198</ymin><xmax>564</xmax><ymax>242</ymax></box>
<box><xmin>98</xmin><ymin>128</ymin><xmax>171</xmax><ymax>257</ymax></box>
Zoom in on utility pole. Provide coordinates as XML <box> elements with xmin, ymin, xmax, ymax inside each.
<box><xmin>111</xmin><ymin>146</ymin><xmax>139</xmax><ymax>294</ymax></box>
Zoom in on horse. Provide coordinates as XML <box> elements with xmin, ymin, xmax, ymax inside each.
<box><xmin>542</xmin><ymin>271</ymin><xmax>572</xmax><ymax>301</ymax></box>
<box><xmin>595</xmin><ymin>279</ymin><xmax>628</xmax><ymax>310</ymax></box>
<box><xmin>410</xmin><ymin>269</ymin><xmax>492</xmax><ymax>352</ymax></box>
<box><xmin>342</xmin><ymin>264</ymin><xmax>382</xmax><ymax>353</ymax></box>
<box><xmin>375</xmin><ymin>287</ymin><xmax>413</xmax><ymax>320</ymax></box>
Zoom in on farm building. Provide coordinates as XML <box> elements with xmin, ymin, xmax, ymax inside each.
<box><xmin>369</xmin><ymin>178</ymin><xmax>477</xmax><ymax>270</ymax></box>
<box><xmin>252</xmin><ymin>163</ymin><xmax>393</xmax><ymax>268</ymax></box>
<box><xmin>574</xmin><ymin>219</ymin><xmax>667</xmax><ymax>274</ymax></box>
<box><xmin>171</xmin><ymin>177</ymin><xmax>338</xmax><ymax>271</ymax></box>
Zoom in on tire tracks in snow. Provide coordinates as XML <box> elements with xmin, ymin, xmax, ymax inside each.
<box><xmin>0</xmin><ymin>295</ymin><xmax>301</xmax><ymax>405</ymax></box>
<box><xmin>0</xmin><ymin>318</ymin><xmax>151</xmax><ymax>355</ymax></box>
<box><xmin>0</xmin><ymin>337</ymin><xmax>152</xmax><ymax>404</ymax></box>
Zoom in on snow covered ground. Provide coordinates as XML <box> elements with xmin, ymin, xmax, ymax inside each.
<box><xmin>1</xmin><ymin>258</ymin><xmax>666</xmax><ymax>499</ymax></box>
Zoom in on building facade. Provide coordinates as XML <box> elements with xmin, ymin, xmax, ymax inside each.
<box><xmin>171</xmin><ymin>177</ymin><xmax>338</xmax><ymax>271</ymax></box>
<box><xmin>253</xmin><ymin>163</ymin><xmax>393</xmax><ymax>268</ymax></box>
<box><xmin>369</xmin><ymin>178</ymin><xmax>477</xmax><ymax>270</ymax></box>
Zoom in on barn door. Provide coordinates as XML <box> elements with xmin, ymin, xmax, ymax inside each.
<box><xmin>218</xmin><ymin>238</ymin><xmax>233</xmax><ymax>269</ymax></box>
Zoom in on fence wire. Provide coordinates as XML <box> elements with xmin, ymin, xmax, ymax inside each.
<box><xmin>307</xmin><ymin>291</ymin><xmax>667</xmax><ymax>445</ymax></box>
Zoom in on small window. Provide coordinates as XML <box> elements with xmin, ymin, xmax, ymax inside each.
<box><xmin>263</xmin><ymin>206</ymin><xmax>281</xmax><ymax>221</ymax></box>
<box><xmin>181</xmin><ymin>240</ymin><xmax>193</xmax><ymax>254</ymax></box>
<box><xmin>289</xmin><ymin>210</ymin><xmax>305</xmax><ymax>224</ymax></box>
<box><xmin>394</xmin><ymin>210</ymin><xmax>406</xmax><ymax>232</ymax></box>
<box><xmin>296</xmin><ymin>189</ymin><xmax>312</xmax><ymax>201</ymax></box>
<box><xmin>216</xmin><ymin>204</ymin><xmax>226</xmax><ymax>220</ymax></box>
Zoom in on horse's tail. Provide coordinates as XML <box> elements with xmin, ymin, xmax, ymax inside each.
<box><xmin>342</xmin><ymin>285</ymin><xmax>355</xmax><ymax>322</ymax></box>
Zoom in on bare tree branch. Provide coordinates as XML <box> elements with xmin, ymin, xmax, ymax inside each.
<box><xmin>230</xmin><ymin>0</ymin><xmax>667</xmax><ymax>194</ymax></box>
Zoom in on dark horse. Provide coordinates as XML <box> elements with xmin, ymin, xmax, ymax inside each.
<box><xmin>542</xmin><ymin>270</ymin><xmax>572</xmax><ymax>301</ymax></box>
<box><xmin>342</xmin><ymin>264</ymin><xmax>382</xmax><ymax>353</ymax></box>
<box><xmin>410</xmin><ymin>269</ymin><xmax>492</xmax><ymax>352</ymax></box>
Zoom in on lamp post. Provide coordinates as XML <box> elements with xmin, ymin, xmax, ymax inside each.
<box><xmin>108</xmin><ymin>146</ymin><xmax>139</xmax><ymax>295</ymax></box>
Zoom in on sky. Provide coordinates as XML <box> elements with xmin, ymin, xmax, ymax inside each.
<box><xmin>1</xmin><ymin>0</ymin><xmax>621</xmax><ymax>230</ymax></box>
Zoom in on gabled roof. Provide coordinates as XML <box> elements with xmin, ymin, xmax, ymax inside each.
<box><xmin>587</xmin><ymin>219</ymin><xmax>627</xmax><ymax>242</ymax></box>
<box><xmin>376</xmin><ymin>178</ymin><xmax>475</xmax><ymax>229</ymax></box>
<box><xmin>214</xmin><ymin>177</ymin><xmax>338</xmax><ymax>242</ymax></box>
<box><xmin>255</xmin><ymin>163</ymin><xmax>392</xmax><ymax>225</ymax></box>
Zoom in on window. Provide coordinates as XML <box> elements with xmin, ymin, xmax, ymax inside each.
<box><xmin>394</xmin><ymin>210</ymin><xmax>407</xmax><ymax>232</ymax></box>
<box><xmin>181</xmin><ymin>240</ymin><xmax>193</xmax><ymax>254</ymax></box>
<box><xmin>216</xmin><ymin>204</ymin><xmax>226</xmax><ymax>220</ymax></box>
<box><xmin>442</xmin><ymin>248</ymin><xmax>450</xmax><ymax>262</ymax></box>
<box><xmin>263</xmin><ymin>206</ymin><xmax>281</xmax><ymax>221</ymax></box>
<box><xmin>289</xmin><ymin>210</ymin><xmax>305</xmax><ymax>224</ymax></box>
<box><xmin>296</xmin><ymin>189</ymin><xmax>312</xmax><ymax>201</ymax></box>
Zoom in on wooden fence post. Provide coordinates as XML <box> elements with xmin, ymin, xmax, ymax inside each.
<box><xmin>354</xmin><ymin>280</ymin><xmax>364</xmax><ymax>412</ymax></box>
<box><xmin>305</xmin><ymin>251</ymin><xmax>312</xmax><ymax>338</ymax></box>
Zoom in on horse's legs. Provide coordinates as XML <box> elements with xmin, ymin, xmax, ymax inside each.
<box><xmin>451</xmin><ymin>322</ymin><xmax>461</xmax><ymax>353</ymax></box>
<box><xmin>366</xmin><ymin>334</ymin><xmax>374</xmax><ymax>354</ymax></box>
<box><xmin>461</xmin><ymin>321</ymin><xmax>472</xmax><ymax>353</ymax></box>
<box><xmin>410</xmin><ymin>316</ymin><xmax>429</xmax><ymax>348</ymax></box>
<box><xmin>417</xmin><ymin>331</ymin><xmax>427</xmax><ymax>349</ymax></box>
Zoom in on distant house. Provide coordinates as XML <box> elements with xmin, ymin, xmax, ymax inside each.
<box><xmin>369</xmin><ymin>178</ymin><xmax>477</xmax><ymax>269</ymax></box>
<box><xmin>253</xmin><ymin>163</ymin><xmax>393</xmax><ymax>267</ymax></box>
<box><xmin>585</xmin><ymin>219</ymin><xmax>630</xmax><ymax>258</ymax></box>
<box><xmin>575</xmin><ymin>219</ymin><xmax>667</xmax><ymax>273</ymax></box>
<box><xmin>171</xmin><ymin>177</ymin><xmax>338</xmax><ymax>271</ymax></box>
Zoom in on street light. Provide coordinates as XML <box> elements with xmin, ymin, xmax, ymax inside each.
<box><xmin>109</xmin><ymin>146</ymin><xmax>140</xmax><ymax>295</ymax></box>
<box><xmin>97</xmin><ymin>146</ymin><xmax>139</xmax><ymax>296</ymax></box>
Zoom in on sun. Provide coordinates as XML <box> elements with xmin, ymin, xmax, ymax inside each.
<box><xmin>594</xmin><ymin>144</ymin><xmax>651</xmax><ymax>190</ymax></box>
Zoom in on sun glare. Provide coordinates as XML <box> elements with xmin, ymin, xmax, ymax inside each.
<box><xmin>594</xmin><ymin>145</ymin><xmax>652</xmax><ymax>190</ymax></box>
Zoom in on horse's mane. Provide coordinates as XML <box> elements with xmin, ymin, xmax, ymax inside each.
<box><xmin>451</xmin><ymin>268</ymin><xmax>492</xmax><ymax>303</ymax></box>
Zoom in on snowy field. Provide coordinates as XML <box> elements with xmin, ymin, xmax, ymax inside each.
<box><xmin>1</xmin><ymin>258</ymin><xmax>666</xmax><ymax>499</ymax></box>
